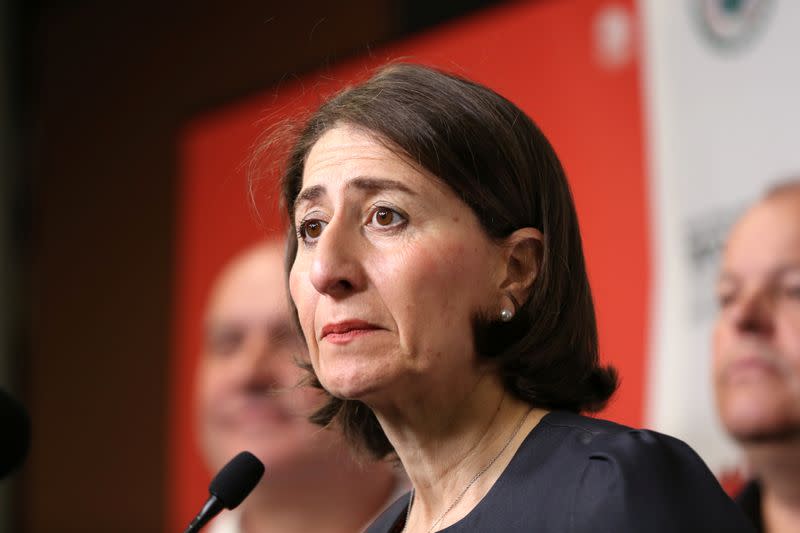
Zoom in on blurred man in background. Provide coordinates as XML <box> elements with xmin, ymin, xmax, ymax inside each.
<box><xmin>713</xmin><ymin>182</ymin><xmax>800</xmax><ymax>533</ymax></box>
<box><xmin>195</xmin><ymin>241</ymin><xmax>400</xmax><ymax>533</ymax></box>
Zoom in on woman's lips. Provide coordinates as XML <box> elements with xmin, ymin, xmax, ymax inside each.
<box><xmin>321</xmin><ymin>320</ymin><xmax>381</xmax><ymax>344</ymax></box>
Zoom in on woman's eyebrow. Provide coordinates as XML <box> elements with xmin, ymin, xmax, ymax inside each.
<box><xmin>346</xmin><ymin>176</ymin><xmax>417</xmax><ymax>196</ymax></box>
<box><xmin>293</xmin><ymin>176</ymin><xmax>417</xmax><ymax>213</ymax></box>
<box><xmin>293</xmin><ymin>184</ymin><xmax>326</xmax><ymax>213</ymax></box>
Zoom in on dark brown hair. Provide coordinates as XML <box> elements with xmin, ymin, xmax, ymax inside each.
<box><xmin>272</xmin><ymin>63</ymin><xmax>617</xmax><ymax>458</ymax></box>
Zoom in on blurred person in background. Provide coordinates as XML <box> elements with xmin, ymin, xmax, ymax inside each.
<box><xmin>713</xmin><ymin>181</ymin><xmax>800</xmax><ymax>533</ymax></box>
<box><xmin>195</xmin><ymin>241</ymin><xmax>400</xmax><ymax>533</ymax></box>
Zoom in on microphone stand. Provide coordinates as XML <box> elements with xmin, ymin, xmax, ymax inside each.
<box><xmin>183</xmin><ymin>495</ymin><xmax>224</xmax><ymax>533</ymax></box>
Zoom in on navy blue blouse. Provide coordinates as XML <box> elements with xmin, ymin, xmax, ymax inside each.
<box><xmin>365</xmin><ymin>411</ymin><xmax>754</xmax><ymax>532</ymax></box>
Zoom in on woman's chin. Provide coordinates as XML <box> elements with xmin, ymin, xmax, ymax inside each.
<box><xmin>320</xmin><ymin>375</ymin><xmax>371</xmax><ymax>400</ymax></box>
<box><xmin>318</xmin><ymin>365</ymin><xmax>392</xmax><ymax>402</ymax></box>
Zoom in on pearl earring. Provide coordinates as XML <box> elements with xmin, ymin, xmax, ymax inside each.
<box><xmin>500</xmin><ymin>292</ymin><xmax>519</xmax><ymax>322</ymax></box>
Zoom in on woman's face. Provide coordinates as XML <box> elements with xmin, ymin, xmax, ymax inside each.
<box><xmin>289</xmin><ymin>125</ymin><xmax>506</xmax><ymax>404</ymax></box>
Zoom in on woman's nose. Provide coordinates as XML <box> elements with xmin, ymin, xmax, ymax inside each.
<box><xmin>309</xmin><ymin>220</ymin><xmax>366</xmax><ymax>298</ymax></box>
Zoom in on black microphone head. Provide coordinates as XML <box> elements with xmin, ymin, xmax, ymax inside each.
<box><xmin>209</xmin><ymin>451</ymin><xmax>265</xmax><ymax>510</ymax></box>
<box><xmin>0</xmin><ymin>388</ymin><xmax>30</xmax><ymax>479</ymax></box>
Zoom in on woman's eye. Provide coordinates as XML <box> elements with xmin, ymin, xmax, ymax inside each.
<box><xmin>369</xmin><ymin>206</ymin><xmax>405</xmax><ymax>228</ymax></box>
<box><xmin>298</xmin><ymin>218</ymin><xmax>327</xmax><ymax>242</ymax></box>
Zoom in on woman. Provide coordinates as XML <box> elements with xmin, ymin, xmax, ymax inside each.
<box><xmin>269</xmin><ymin>64</ymin><xmax>753</xmax><ymax>532</ymax></box>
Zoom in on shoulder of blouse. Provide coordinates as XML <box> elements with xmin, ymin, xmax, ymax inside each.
<box><xmin>540</xmin><ymin>413</ymin><xmax>756</xmax><ymax>533</ymax></box>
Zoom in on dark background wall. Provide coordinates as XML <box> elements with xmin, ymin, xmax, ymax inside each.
<box><xmin>2</xmin><ymin>1</ymin><xmax>506</xmax><ymax>532</ymax></box>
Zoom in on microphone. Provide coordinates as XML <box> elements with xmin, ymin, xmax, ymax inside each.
<box><xmin>183</xmin><ymin>451</ymin><xmax>265</xmax><ymax>533</ymax></box>
<box><xmin>0</xmin><ymin>387</ymin><xmax>30</xmax><ymax>479</ymax></box>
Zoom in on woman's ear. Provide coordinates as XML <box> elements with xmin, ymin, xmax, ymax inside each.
<box><xmin>498</xmin><ymin>227</ymin><xmax>543</xmax><ymax>308</ymax></box>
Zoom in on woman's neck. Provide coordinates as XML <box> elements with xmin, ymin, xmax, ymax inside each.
<box><xmin>371</xmin><ymin>374</ymin><xmax>546</xmax><ymax>532</ymax></box>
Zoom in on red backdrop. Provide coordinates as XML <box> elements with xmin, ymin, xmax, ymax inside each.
<box><xmin>168</xmin><ymin>1</ymin><xmax>648</xmax><ymax>529</ymax></box>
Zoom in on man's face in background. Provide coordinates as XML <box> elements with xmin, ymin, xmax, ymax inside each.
<box><xmin>195</xmin><ymin>243</ymin><xmax>335</xmax><ymax>480</ymax></box>
<box><xmin>713</xmin><ymin>191</ymin><xmax>800</xmax><ymax>444</ymax></box>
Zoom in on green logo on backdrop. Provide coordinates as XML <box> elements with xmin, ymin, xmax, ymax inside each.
<box><xmin>693</xmin><ymin>0</ymin><xmax>774</xmax><ymax>52</ymax></box>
